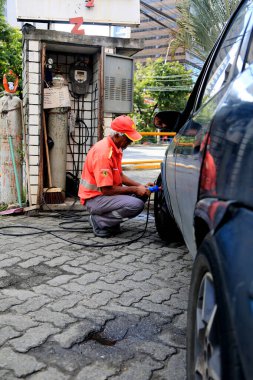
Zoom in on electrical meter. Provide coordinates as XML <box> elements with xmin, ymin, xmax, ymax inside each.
<box><xmin>69</xmin><ymin>60</ymin><xmax>92</xmax><ymax>96</ymax></box>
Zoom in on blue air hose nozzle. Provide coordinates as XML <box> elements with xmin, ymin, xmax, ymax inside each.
<box><xmin>148</xmin><ymin>185</ymin><xmax>161</xmax><ymax>193</ymax></box>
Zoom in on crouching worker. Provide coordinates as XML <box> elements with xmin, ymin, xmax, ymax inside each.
<box><xmin>78</xmin><ymin>115</ymin><xmax>151</xmax><ymax>238</ymax></box>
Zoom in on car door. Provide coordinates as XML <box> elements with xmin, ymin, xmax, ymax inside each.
<box><xmin>173</xmin><ymin>0</ymin><xmax>253</xmax><ymax>255</ymax></box>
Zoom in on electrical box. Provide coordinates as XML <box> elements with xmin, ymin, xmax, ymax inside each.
<box><xmin>104</xmin><ymin>54</ymin><xmax>134</xmax><ymax>113</ymax></box>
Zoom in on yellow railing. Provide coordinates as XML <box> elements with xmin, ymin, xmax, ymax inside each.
<box><xmin>122</xmin><ymin>160</ymin><xmax>162</xmax><ymax>170</ymax></box>
<box><xmin>122</xmin><ymin>159</ymin><xmax>162</xmax><ymax>164</ymax></box>
<box><xmin>121</xmin><ymin>131</ymin><xmax>175</xmax><ymax>170</ymax></box>
<box><xmin>140</xmin><ymin>132</ymin><xmax>176</xmax><ymax>136</ymax></box>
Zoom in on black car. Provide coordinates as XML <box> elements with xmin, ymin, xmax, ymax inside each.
<box><xmin>153</xmin><ymin>1</ymin><xmax>253</xmax><ymax>379</ymax></box>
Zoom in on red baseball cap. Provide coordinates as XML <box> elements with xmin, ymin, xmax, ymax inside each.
<box><xmin>111</xmin><ymin>115</ymin><xmax>142</xmax><ymax>142</ymax></box>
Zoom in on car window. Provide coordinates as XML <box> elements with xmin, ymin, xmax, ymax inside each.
<box><xmin>245</xmin><ymin>30</ymin><xmax>253</xmax><ymax>67</ymax></box>
<box><xmin>199</xmin><ymin>2</ymin><xmax>252</xmax><ymax>107</ymax></box>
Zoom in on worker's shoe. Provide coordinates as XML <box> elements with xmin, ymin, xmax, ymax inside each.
<box><xmin>89</xmin><ymin>215</ymin><xmax>112</xmax><ymax>238</ymax></box>
<box><xmin>109</xmin><ymin>224</ymin><xmax>121</xmax><ymax>235</ymax></box>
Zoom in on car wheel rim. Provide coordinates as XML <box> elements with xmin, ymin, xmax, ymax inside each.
<box><xmin>194</xmin><ymin>272</ymin><xmax>221</xmax><ymax>380</ymax></box>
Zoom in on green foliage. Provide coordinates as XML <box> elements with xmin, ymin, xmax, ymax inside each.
<box><xmin>0</xmin><ymin>5</ymin><xmax>22</xmax><ymax>92</ymax></box>
<box><xmin>172</xmin><ymin>0</ymin><xmax>241</xmax><ymax>60</ymax></box>
<box><xmin>132</xmin><ymin>58</ymin><xmax>193</xmax><ymax>131</ymax></box>
<box><xmin>0</xmin><ymin>0</ymin><xmax>5</xmax><ymax>13</ymax></box>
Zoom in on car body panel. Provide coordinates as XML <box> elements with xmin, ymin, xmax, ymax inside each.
<box><xmin>214</xmin><ymin>207</ymin><xmax>253</xmax><ymax>380</ymax></box>
<box><xmin>162</xmin><ymin>0</ymin><xmax>253</xmax><ymax>257</ymax></box>
<box><xmin>157</xmin><ymin>2</ymin><xmax>253</xmax><ymax>377</ymax></box>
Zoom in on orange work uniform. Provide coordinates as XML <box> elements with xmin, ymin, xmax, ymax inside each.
<box><xmin>78</xmin><ymin>136</ymin><xmax>123</xmax><ymax>205</ymax></box>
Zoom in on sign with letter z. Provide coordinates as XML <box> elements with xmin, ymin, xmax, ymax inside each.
<box><xmin>16</xmin><ymin>0</ymin><xmax>140</xmax><ymax>26</ymax></box>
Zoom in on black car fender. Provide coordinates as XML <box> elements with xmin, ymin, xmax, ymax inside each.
<box><xmin>194</xmin><ymin>198</ymin><xmax>237</xmax><ymax>248</ymax></box>
<box><xmin>203</xmin><ymin>206</ymin><xmax>253</xmax><ymax>379</ymax></box>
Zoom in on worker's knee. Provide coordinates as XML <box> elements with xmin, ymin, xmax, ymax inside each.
<box><xmin>130</xmin><ymin>197</ymin><xmax>145</xmax><ymax>214</ymax></box>
<box><xmin>114</xmin><ymin>197</ymin><xmax>144</xmax><ymax>219</ymax></box>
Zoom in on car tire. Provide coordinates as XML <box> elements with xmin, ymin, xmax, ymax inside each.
<box><xmin>154</xmin><ymin>173</ymin><xmax>183</xmax><ymax>243</ymax></box>
<box><xmin>187</xmin><ymin>236</ymin><xmax>243</xmax><ymax>380</ymax></box>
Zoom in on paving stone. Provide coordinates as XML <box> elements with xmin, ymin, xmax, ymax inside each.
<box><xmin>144</xmin><ymin>288</ymin><xmax>177</xmax><ymax>304</ymax></box>
<box><xmin>47</xmin><ymin>293</ymin><xmax>83</xmax><ymax>312</ymax></box>
<box><xmin>65</xmin><ymin>257</ymin><xmax>92</xmax><ymax>267</ymax></box>
<box><xmin>0</xmin><ymin>326</ymin><xmax>22</xmax><ymax>346</ymax></box>
<box><xmin>93</xmin><ymin>255</ymin><xmax>116</xmax><ymax>265</ymax></box>
<box><xmin>61</xmin><ymin>282</ymin><xmax>91</xmax><ymax>293</ymax></box>
<box><xmin>67</xmin><ymin>307</ymin><xmax>114</xmax><ymax>325</ymax></box>
<box><xmin>100</xmin><ymin>270</ymin><xmax>130</xmax><ymax>284</ymax></box>
<box><xmin>0</xmin><ymin>347</ymin><xmax>46</xmax><ymax>378</ymax></box>
<box><xmin>14</xmin><ymin>250</ymin><xmax>37</xmax><ymax>260</ymax></box>
<box><xmin>117</xmin><ymin>289</ymin><xmax>150</xmax><ymax>307</ymax></box>
<box><xmin>11</xmin><ymin>296</ymin><xmax>51</xmax><ymax>314</ymax></box>
<box><xmin>165</xmin><ymin>295</ymin><xmax>188</xmax><ymax>310</ymax></box>
<box><xmin>84</xmin><ymin>263</ymin><xmax>117</xmax><ymax>274</ymax></box>
<box><xmin>28</xmin><ymin>366</ymin><xmax>70</xmax><ymax>380</ymax></box>
<box><xmin>157</xmin><ymin>325</ymin><xmax>186</xmax><ymax>349</ymax></box>
<box><xmin>45</xmin><ymin>256</ymin><xmax>72</xmax><ymax>267</ymax></box>
<box><xmin>174</xmin><ymin>273</ymin><xmax>191</xmax><ymax>285</ymax></box>
<box><xmin>74</xmin><ymin>272</ymin><xmax>101</xmax><ymax>286</ymax></box>
<box><xmin>53</xmin><ymin>321</ymin><xmax>97</xmax><ymax>348</ymax></box>
<box><xmin>87</xmin><ymin>291</ymin><xmax>119</xmax><ymax>308</ymax></box>
<box><xmin>134</xmin><ymin>339</ymin><xmax>176</xmax><ymax>361</ymax></box>
<box><xmin>32</xmin><ymin>284</ymin><xmax>70</xmax><ymax>298</ymax></box>
<box><xmin>116</xmin><ymin>278</ymin><xmax>157</xmax><ymax>292</ymax></box>
<box><xmin>0</xmin><ymin>257</ymin><xmax>21</xmax><ymax>268</ymax></box>
<box><xmin>174</xmin><ymin>311</ymin><xmax>187</xmax><ymax>330</ymax></box>
<box><xmin>127</xmin><ymin>269</ymin><xmax>153</xmax><ymax>282</ymax></box>
<box><xmin>152</xmin><ymin>349</ymin><xmax>186</xmax><ymax>380</ymax></box>
<box><xmin>108</xmin><ymin>261</ymin><xmax>139</xmax><ymax>273</ymax></box>
<box><xmin>29</xmin><ymin>309</ymin><xmax>76</xmax><ymax>328</ymax></box>
<box><xmin>0</xmin><ymin>315</ymin><xmax>39</xmax><ymax>331</ymax></box>
<box><xmin>61</xmin><ymin>265</ymin><xmax>84</xmax><ymax>275</ymax></box>
<box><xmin>112</xmin><ymin>254</ymin><xmax>137</xmax><ymax>264</ymax></box>
<box><xmin>177</xmin><ymin>285</ymin><xmax>191</xmax><ymax>301</ymax></box>
<box><xmin>1</xmin><ymin>289</ymin><xmax>37</xmax><ymax>301</ymax></box>
<box><xmin>92</xmin><ymin>281</ymin><xmax>126</xmax><ymax>295</ymax></box>
<box><xmin>0</xmin><ymin>297</ymin><xmax>23</xmax><ymax>312</ymax></box>
<box><xmin>0</xmin><ymin>269</ymin><xmax>9</xmax><ymax>278</ymax></box>
<box><xmin>68</xmin><ymin>305</ymin><xmax>115</xmax><ymax>326</ymax></box>
<box><xmin>9</xmin><ymin>324</ymin><xmax>60</xmax><ymax>353</ymax></box>
<box><xmin>0</xmin><ymin>369</ymin><xmax>12</xmax><ymax>379</ymax></box>
<box><xmin>102</xmin><ymin>303</ymin><xmax>149</xmax><ymax>317</ymax></box>
<box><xmin>47</xmin><ymin>275</ymin><xmax>77</xmax><ymax>286</ymax></box>
<box><xmin>19</xmin><ymin>256</ymin><xmax>46</xmax><ymax>269</ymax></box>
<box><xmin>133</xmin><ymin>299</ymin><xmax>181</xmax><ymax>317</ymax></box>
<box><xmin>75</xmin><ymin>362</ymin><xmax>118</xmax><ymax>380</ymax></box>
<box><xmin>127</xmin><ymin>242</ymin><xmax>145</xmax><ymax>250</ymax></box>
<box><xmin>110</xmin><ymin>356</ymin><xmax>163</xmax><ymax>380</ymax></box>
<box><xmin>33</xmin><ymin>250</ymin><xmax>60</xmax><ymax>259</ymax></box>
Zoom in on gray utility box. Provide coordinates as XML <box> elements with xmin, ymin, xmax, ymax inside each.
<box><xmin>104</xmin><ymin>54</ymin><xmax>133</xmax><ymax>114</ymax></box>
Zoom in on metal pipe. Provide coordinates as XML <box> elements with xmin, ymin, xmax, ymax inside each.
<box><xmin>8</xmin><ymin>136</ymin><xmax>22</xmax><ymax>207</ymax></box>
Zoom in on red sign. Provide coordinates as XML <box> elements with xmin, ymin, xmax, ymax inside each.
<box><xmin>86</xmin><ymin>0</ymin><xmax>95</xmax><ymax>7</ymax></box>
<box><xmin>69</xmin><ymin>17</ymin><xmax>85</xmax><ymax>34</ymax></box>
<box><xmin>70</xmin><ymin>1</ymin><xmax>95</xmax><ymax>34</ymax></box>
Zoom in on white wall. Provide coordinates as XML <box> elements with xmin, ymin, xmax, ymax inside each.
<box><xmin>7</xmin><ymin>0</ymin><xmax>130</xmax><ymax>36</ymax></box>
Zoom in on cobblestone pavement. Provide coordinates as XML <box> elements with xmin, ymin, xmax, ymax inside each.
<box><xmin>0</xmin><ymin>170</ymin><xmax>192</xmax><ymax>380</ymax></box>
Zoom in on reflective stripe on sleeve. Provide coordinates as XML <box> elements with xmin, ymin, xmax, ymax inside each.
<box><xmin>80</xmin><ymin>178</ymin><xmax>101</xmax><ymax>191</ymax></box>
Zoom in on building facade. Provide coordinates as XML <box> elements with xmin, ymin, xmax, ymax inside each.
<box><xmin>131</xmin><ymin>0</ymin><xmax>202</xmax><ymax>78</ymax></box>
<box><xmin>131</xmin><ymin>0</ymin><xmax>182</xmax><ymax>63</ymax></box>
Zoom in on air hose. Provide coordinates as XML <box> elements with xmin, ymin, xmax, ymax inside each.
<box><xmin>0</xmin><ymin>195</ymin><xmax>157</xmax><ymax>248</ymax></box>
